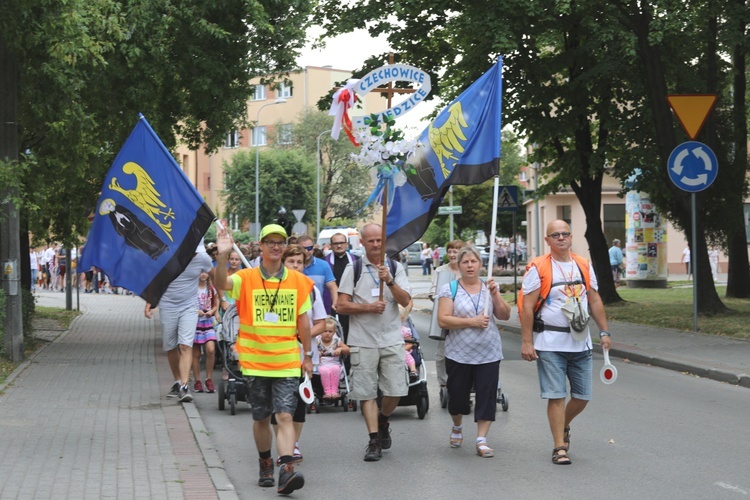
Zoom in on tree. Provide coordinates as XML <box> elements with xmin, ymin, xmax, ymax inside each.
<box><xmin>0</xmin><ymin>0</ymin><xmax>313</xmax><ymax>247</ymax></box>
<box><xmin>222</xmin><ymin>148</ymin><xmax>316</xmax><ymax>231</ymax></box>
<box><xmin>314</xmin><ymin>0</ymin><xmax>749</xmax><ymax>311</ymax></box>
<box><xmin>287</xmin><ymin>109</ymin><xmax>372</xmax><ymax>222</ymax></box>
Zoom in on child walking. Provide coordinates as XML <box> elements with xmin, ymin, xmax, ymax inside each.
<box><xmin>193</xmin><ymin>271</ymin><xmax>219</xmax><ymax>393</ymax></box>
<box><xmin>316</xmin><ymin>317</ymin><xmax>349</xmax><ymax>399</ymax></box>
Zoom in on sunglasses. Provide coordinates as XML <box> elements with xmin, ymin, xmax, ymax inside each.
<box><xmin>547</xmin><ymin>232</ymin><xmax>571</xmax><ymax>239</ymax></box>
<box><xmin>302</xmin><ymin>245</ymin><xmax>314</xmax><ymax>251</ymax></box>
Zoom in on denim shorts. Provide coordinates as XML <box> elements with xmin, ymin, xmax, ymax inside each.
<box><xmin>246</xmin><ymin>376</ymin><xmax>299</xmax><ymax>421</ymax></box>
<box><xmin>536</xmin><ymin>350</ymin><xmax>592</xmax><ymax>400</ymax></box>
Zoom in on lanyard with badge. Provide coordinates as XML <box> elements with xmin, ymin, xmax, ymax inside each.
<box><xmin>261</xmin><ymin>275</ymin><xmax>282</xmax><ymax>323</ymax></box>
<box><xmin>458</xmin><ymin>281</ymin><xmax>484</xmax><ymax>316</ymax></box>
<box><xmin>365</xmin><ymin>265</ymin><xmax>381</xmax><ymax>297</ymax></box>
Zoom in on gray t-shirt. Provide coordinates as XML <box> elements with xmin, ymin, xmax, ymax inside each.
<box><xmin>158</xmin><ymin>252</ymin><xmax>213</xmax><ymax>311</ymax></box>
<box><xmin>437</xmin><ymin>281</ymin><xmax>503</xmax><ymax>364</ymax></box>
<box><xmin>339</xmin><ymin>255</ymin><xmax>411</xmax><ymax>348</ymax></box>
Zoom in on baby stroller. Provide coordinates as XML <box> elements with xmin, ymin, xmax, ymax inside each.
<box><xmin>309</xmin><ymin>317</ymin><xmax>355</xmax><ymax>413</ymax></box>
<box><xmin>216</xmin><ymin>303</ymin><xmax>250</xmax><ymax>415</ymax></box>
<box><xmin>395</xmin><ymin>316</ymin><xmax>430</xmax><ymax>419</ymax></box>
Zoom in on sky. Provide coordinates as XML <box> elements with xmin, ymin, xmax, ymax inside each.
<box><xmin>297</xmin><ymin>29</ymin><xmax>439</xmax><ymax>138</ymax></box>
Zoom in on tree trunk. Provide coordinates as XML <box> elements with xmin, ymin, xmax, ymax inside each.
<box><xmin>630</xmin><ymin>3</ymin><xmax>726</xmax><ymax>314</ymax></box>
<box><xmin>725</xmin><ymin>0</ymin><xmax>750</xmax><ymax>298</ymax></box>
<box><xmin>576</xmin><ymin>175</ymin><xmax>622</xmax><ymax>304</ymax></box>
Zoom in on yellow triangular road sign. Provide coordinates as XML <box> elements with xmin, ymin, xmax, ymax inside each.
<box><xmin>667</xmin><ymin>94</ymin><xmax>717</xmax><ymax>140</ymax></box>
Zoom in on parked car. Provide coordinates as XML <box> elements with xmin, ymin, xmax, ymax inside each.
<box><xmin>480</xmin><ymin>246</ymin><xmax>491</xmax><ymax>267</ymax></box>
<box><xmin>406</xmin><ymin>241</ymin><xmax>425</xmax><ymax>265</ymax></box>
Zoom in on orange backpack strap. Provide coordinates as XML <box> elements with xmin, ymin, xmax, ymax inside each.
<box><xmin>518</xmin><ymin>253</ymin><xmax>590</xmax><ymax>323</ymax></box>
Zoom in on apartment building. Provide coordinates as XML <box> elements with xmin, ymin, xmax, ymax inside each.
<box><xmin>175</xmin><ymin>65</ymin><xmax>385</xmax><ymax>226</ymax></box>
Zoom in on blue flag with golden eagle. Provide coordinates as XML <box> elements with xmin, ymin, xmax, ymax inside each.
<box><xmin>79</xmin><ymin>115</ymin><xmax>215</xmax><ymax>306</ymax></box>
<box><xmin>385</xmin><ymin>58</ymin><xmax>503</xmax><ymax>255</ymax></box>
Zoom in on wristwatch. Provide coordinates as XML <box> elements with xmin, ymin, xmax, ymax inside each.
<box><xmin>304</xmin><ymin>350</ymin><xmax>314</xmax><ymax>357</ymax></box>
<box><xmin>599</xmin><ymin>331</ymin><xmax>610</xmax><ymax>338</ymax></box>
<box><xmin>386</xmin><ymin>279</ymin><xmax>395</xmax><ymax>287</ymax></box>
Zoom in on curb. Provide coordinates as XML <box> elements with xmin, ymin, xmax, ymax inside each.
<box><xmin>183</xmin><ymin>403</ymin><xmax>239</xmax><ymax>500</ymax></box>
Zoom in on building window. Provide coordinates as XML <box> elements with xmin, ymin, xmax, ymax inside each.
<box><xmin>603</xmin><ymin>203</ymin><xmax>626</xmax><ymax>247</ymax></box>
<box><xmin>278</xmin><ymin>124</ymin><xmax>293</xmax><ymax>145</ymax></box>
<box><xmin>557</xmin><ymin>205</ymin><xmax>572</xmax><ymax>227</ymax></box>
<box><xmin>278</xmin><ymin>83</ymin><xmax>292</xmax><ymax>98</ymax></box>
<box><xmin>224</xmin><ymin>130</ymin><xmax>239</xmax><ymax>148</ymax></box>
<box><xmin>518</xmin><ymin>170</ymin><xmax>527</xmax><ymax>182</ymax></box>
<box><xmin>251</xmin><ymin>126</ymin><xmax>267</xmax><ymax>146</ymax></box>
<box><xmin>252</xmin><ymin>84</ymin><xmax>266</xmax><ymax>101</ymax></box>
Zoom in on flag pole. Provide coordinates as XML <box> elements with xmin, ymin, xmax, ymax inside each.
<box><xmin>484</xmin><ymin>176</ymin><xmax>499</xmax><ymax>315</ymax></box>
<box><xmin>379</xmin><ymin>180</ymin><xmax>388</xmax><ymax>301</ymax></box>
<box><xmin>214</xmin><ymin>220</ymin><xmax>252</xmax><ymax>269</ymax></box>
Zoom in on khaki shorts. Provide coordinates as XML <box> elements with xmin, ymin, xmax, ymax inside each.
<box><xmin>349</xmin><ymin>345</ymin><xmax>409</xmax><ymax>400</ymax></box>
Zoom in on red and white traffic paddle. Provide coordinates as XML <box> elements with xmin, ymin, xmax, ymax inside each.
<box><xmin>299</xmin><ymin>374</ymin><xmax>314</xmax><ymax>404</ymax></box>
<box><xmin>600</xmin><ymin>349</ymin><xmax>618</xmax><ymax>384</ymax></box>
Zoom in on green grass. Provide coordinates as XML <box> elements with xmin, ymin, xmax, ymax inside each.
<box><xmin>604</xmin><ymin>286</ymin><xmax>750</xmax><ymax>338</ymax></box>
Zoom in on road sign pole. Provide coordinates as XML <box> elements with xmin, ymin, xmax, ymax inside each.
<box><xmin>692</xmin><ymin>192</ymin><xmax>698</xmax><ymax>333</ymax></box>
<box><xmin>449</xmin><ymin>186</ymin><xmax>454</xmax><ymax>242</ymax></box>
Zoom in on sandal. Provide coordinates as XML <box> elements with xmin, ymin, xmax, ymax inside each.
<box><xmin>552</xmin><ymin>446</ymin><xmax>571</xmax><ymax>465</ymax></box>
<box><xmin>563</xmin><ymin>426</ymin><xmax>571</xmax><ymax>450</ymax></box>
<box><xmin>450</xmin><ymin>427</ymin><xmax>463</xmax><ymax>448</ymax></box>
<box><xmin>476</xmin><ymin>442</ymin><xmax>494</xmax><ymax>458</ymax></box>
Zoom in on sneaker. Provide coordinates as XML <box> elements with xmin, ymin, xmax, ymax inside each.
<box><xmin>378</xmin><ymin>420</ymin><xmax>392</xmax><ymax>450</ymax></box>
<box><xmin>194</xmin><ymin>380</ymin><xmax>204</xmax><ymax>393</ymax></box>
<box><xmin>277</xmin><ymin>462</ymin><xmax>304</xmax><ymax>494</ymax></box>
<box><xmin>292</xmin><ymin>444</ymin><xmax>302</xmax><ymax>463</ymax></box>
<box><xmin>167</xmin><ymin>382</ymin><xmax>180</xmax><ymax>398</ymax></box>
<box><xmin>258</xmin><ymin>457</ymin><xmax>275</xmax><ymax>487</ymax></box>
<box><xmin>205</xmin><ymin>379</ymin><xmax>215</xmax><ymax>393</ymax></box>
<box><xmin>364</xmin><ymin>439</ymin><xmax>382</xmax><ymax>461</ymax></box>
<box><xmin>178</xmin><ymin>385</ymin><xmax>192</xmax><ymax>403</ymax></box>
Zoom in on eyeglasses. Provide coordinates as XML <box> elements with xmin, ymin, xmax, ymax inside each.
<box><xmin>547</xmin><ymin>232</ymin><xmax>571</xmax><ymax>239</ymax></box>
<box><xmin>331</xmin><ymin>241</ymin><xmax>347</xmax><ymax>246</ymax></box>
<box><xmin>263</xmin><ymin>240</ymin><xmax>286</xmax><ymax>248</ymax></box>
<box><xmin>302</xmin><ymin>245</ymin><xmax>314</xmax><ymax>251</ymax></box>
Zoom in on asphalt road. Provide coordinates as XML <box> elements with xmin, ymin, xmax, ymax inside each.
<box><xmin>192</xmin><ymin>306</ymin><xmax>750</xmax><ymax>499</ymax></box>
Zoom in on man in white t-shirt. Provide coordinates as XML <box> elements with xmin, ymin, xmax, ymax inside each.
<box><xmin>520</xmin><ymin>220</ymin><xmax>611</xmax><ymax>465</ymax></box>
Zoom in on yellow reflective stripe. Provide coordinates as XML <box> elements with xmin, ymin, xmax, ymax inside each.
<box><xmin>239</xmin><ymin>351</ymin><xmax>300</xmax><ymax>364</ymax></box>
<box><xmin>236</xmin><ymin>338</ymin><xmax>298</xmax><ymax>352</ymax></box>
<box><xmin>241</xmin><ymin>367</ymin><xmax>300</xmax><ymax>377</ymax></box>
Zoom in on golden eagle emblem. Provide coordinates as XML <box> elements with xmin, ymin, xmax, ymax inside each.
<box><xmin>429</xmin><ymin>102</ymin><xmax>468</xmax><ymax>178</ymax></box>
<box><xmin>109</xmin><ymin>161</ymin><xmax>175</xmax><ymax>241</ymax></box>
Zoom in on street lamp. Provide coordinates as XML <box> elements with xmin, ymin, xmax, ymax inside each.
<box><xmin>254</xmin><ymin>97</ymin><xmax>286</xmax><ymax>241</ymax></box>
<box><xmin>316</xmin><ymin>129</ymin><xmax>332</xmax><ymax>239</ymax></box>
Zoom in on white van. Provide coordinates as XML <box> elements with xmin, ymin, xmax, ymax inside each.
<box><xmin>317</xmin><ymin>227</ymin><xmax>362</xmax><ymax>255</ymax></box>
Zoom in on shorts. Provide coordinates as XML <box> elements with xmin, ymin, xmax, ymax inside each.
<box><xmin>160</xmin><ymin>307</ymin><xmax>199</xmax><ymax>351</ymax></box>
<box><xmin>271</xmin><ymin>376</ymin><xmax>306</xmax><ymax>424</ymax></box>
<box><xmin>536</xmin><ymin>350</ymin><xmax>592</xmax><ymax>400</ymax></box>
<box><xmin>247</xmin><ymin>376</ymin><xmax>299</xmax><ymax>421</ymax></box>
<box><xmin>349</xmin><ymin>345</ymin><xmax>408</xmax><ymax>400</ymax></box>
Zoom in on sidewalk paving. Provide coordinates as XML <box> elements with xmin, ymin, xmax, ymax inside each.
<box><xmin>1</xmin><ymin>279</ymin><xmax>747</xmax><ymax>497</ymax></box>
<box><xmin>0</xmin><ymin>291</ymin><xmax>236</xmax><ymax>500</ymax></box>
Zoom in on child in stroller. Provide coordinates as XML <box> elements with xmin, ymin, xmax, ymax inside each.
<box><xmin>215</xmin><ymin>303</ymin><xmax>250</xmax><ymax>415</ymax></box>
<box><xmin>395</xmin><ymin>303</ymin><xmax>430</xmax><ymax>419</ymax></box>
<box><xmin>316</xmin><ymin>317</ymin><xmax>350</xmax><ymax>399</ymax></box>
<box><xmin>310</xmin><ymin>316</ymin><xmax>354</xmax><ymax>412</ymax></box>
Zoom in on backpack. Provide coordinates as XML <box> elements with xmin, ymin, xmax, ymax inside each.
<box><xmin>351</xmin><ymin>257</ymin><xmax>398</xmax><ymax>288</ymax></box>
<box><xmin>517</xmin><ymin>253</ymin><xmax>591</xmax><ymax>329</ymax></box>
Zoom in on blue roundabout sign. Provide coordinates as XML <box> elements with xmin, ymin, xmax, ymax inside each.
<box><xmin>667</xmin><ymin>141</ymin><xmax>718</xmax><ymax>192</ymax></box>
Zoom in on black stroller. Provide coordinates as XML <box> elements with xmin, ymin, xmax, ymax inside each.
<box><xmin>394</xmin><ymin>316</ymin><xmax>430</xmax><ymax>419</ymax></box>
<box><xmin>216</xmin><ymin>303</ymin><xmax>250</xmax><ymax>415</ymax></box>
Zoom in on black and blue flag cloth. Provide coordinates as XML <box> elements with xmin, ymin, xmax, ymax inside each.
<box><xmin>385</xmin><ymin>58</ymin><xmax>503</xmax><ymax>255</ymax></box>
<box><xmin>79</xmin><ymin>115</ymin><xmax>214</xmax><ymax>306</ymax></box>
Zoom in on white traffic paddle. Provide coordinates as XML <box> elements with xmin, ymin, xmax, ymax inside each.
<box><xmin>600</xmin><ymin>348</ymin><xmax>618</xmax><ymax>384</ymax></box>
<box><xmin>299</xmin><ymin>373</ymin><xmax>314</xmax><ymax>404</ymax></box>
